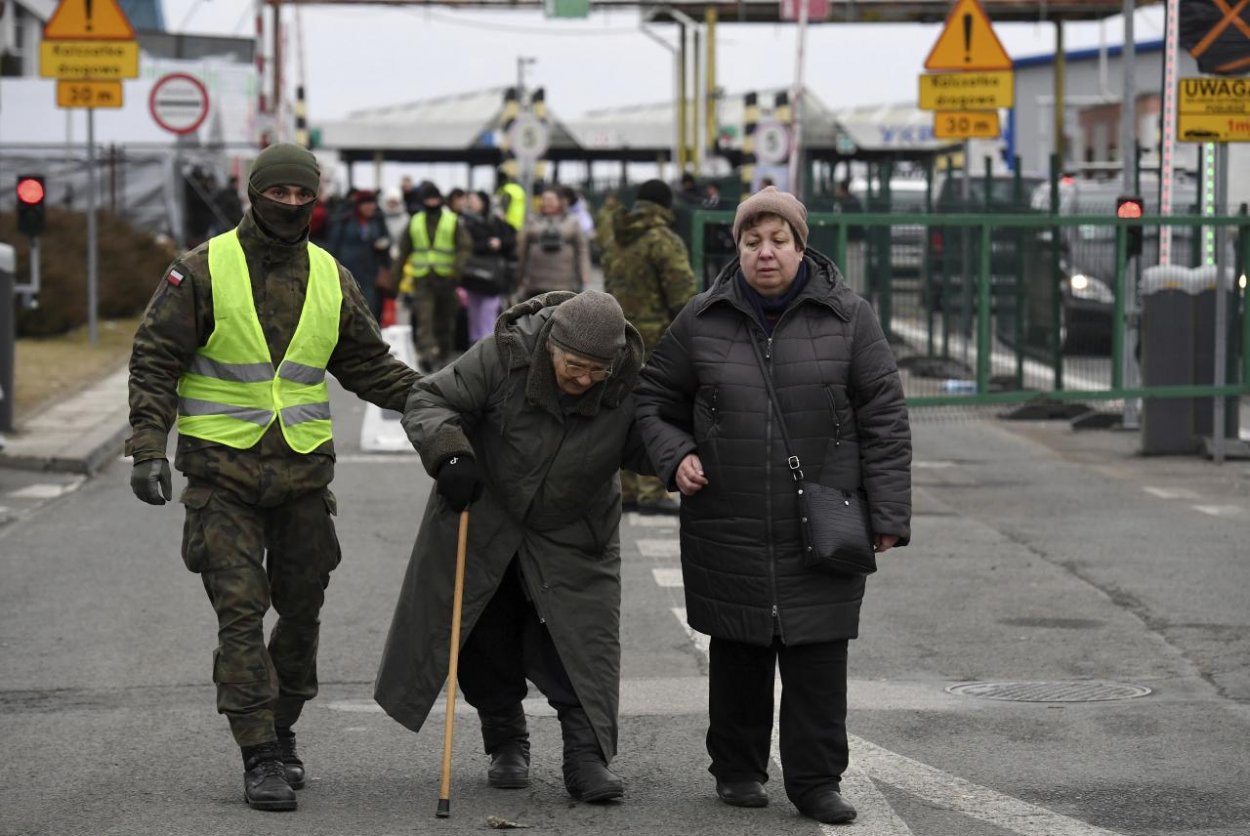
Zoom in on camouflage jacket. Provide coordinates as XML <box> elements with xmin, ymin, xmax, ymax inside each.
<box><xmin>603</xmin><ymin>200</ymin><xmax>696</xmax><ymax>354</ymax></box>
<box><xmin>125</xmin><ymin>211</ymin><xmax>420</xmax><ymax>505</ymax></box>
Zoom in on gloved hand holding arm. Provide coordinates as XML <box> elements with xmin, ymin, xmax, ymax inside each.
<box><xmin>130</xmin><ymin>458</ymin><xmax>173</xmax><ymax>506</ymax></box>
<box><xmin>436</xmin><ymin>456</ymin><xmax>483</xmax><ymax>512</ymax></box>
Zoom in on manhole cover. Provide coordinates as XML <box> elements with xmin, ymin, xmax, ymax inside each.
<box><xmin>946</xmin><ymin>680</ymin><xmax>1152</xmax><ymax>702</ymax></box>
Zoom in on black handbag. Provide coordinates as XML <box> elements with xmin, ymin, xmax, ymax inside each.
<box><xmin>748</xmin><ymin>337</ymin><xmax>876</xmax><ymax>577</ymax></box>
<box><xmin>460</xmin><ymin>254</ymin><xmax>506</xmax><ymax>296</ymax></box>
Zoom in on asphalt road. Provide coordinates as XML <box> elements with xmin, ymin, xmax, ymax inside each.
<box><xmin>2</xmin><ymin>380</ymin><xmax>1248</xmax><ymax>836</ymax></box>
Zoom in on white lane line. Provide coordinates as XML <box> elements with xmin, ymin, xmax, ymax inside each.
<box><xmin>853</xmin><ymin>735</ymin><xmax>1123</xmax><ymax>836</ymax></box>
<box><xmin>652</xmin><ymin>568</ymin><xmax>684</xmax><ymax>588</ymax></box>
<box><xmin>6</xmin><ymin>480</ymin><xmax>83</xmax><ymax>500</ymax></box>
<box><xmin>1142</xmin><ymin>486</ymin><xmax>1201</xmax><ymax>500</ymax></box>
<box><xmin>637</xmin><ymin>538</ymin><xmax>682</xmax><ymax>558</ymax></box>
<box><xmin>335</xmin><ymin>453</ymin><xmax>418</xmax><ymax>464</ymax></box>
<box><xmin>1192</xmin><ymin>504</ymin><xmax>1244</xmax><ymax>517</ymax></box>
<box><xmin>627</xmin><ymin>512</ymin><xmax>680</xmax><ymax>528</ymax></box>
<box><xmin>671</xmin><ymin>612</ymin><xmax>1124</xmax><ymax>836</ymax></box>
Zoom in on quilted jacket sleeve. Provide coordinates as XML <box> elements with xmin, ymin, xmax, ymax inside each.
<box><xmin>634</xmin><ymin>305</ymin><xmax>700</xmax><ymax>490</ymax></box>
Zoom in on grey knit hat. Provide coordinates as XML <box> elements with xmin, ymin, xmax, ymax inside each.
<box><xmin>549</xmin><ymin>291</ymin><xmax>626</xmax><ymax>364</ymax></box>
<box><xmin>249</xmin><ymin>143</ymin><xmax>321</xmax><ymax>194</ymax></box>
<box><xmin>733</xmin><ymin>185</ymin><xmax>809</xmax><ymax>249</ymax></box>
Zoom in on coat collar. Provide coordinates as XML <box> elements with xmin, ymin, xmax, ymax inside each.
<box><xmin>696</xmin><ymin>248</ymin><xmax>855</xmax><ymax>323</ymax></box>
<box><xmin>492</xmin><ymin>292</ymin><xmax>644</xmax><ymax>420</ymax></box>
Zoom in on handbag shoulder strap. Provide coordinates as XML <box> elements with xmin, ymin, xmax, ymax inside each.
<box><xmin>747</xmin><ymin>336</ymin><xmax>805</xmax><ymax>483</ymax></box>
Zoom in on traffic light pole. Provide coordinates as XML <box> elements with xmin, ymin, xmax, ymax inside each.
<box><xmin>87</xmin><ymin>108</ymin><xmax>99</xmax><ymax>346</ymax></box>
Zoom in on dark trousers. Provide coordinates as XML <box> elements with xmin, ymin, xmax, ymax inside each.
<box><xmin>457</xmin><ymin>559</ymin><xmax>580</xmax><ymax>714</ymax></box>
<box><xmin>183</xmin><ymin>484</ymin><xmax>340</xmax><ymax>747</ymax></box>
<box><xmin>707</xmin><ymin>636</ymin><xmax>849</xmax><ymax>805</ymax></box>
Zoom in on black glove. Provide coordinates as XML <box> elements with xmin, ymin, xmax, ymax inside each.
<box><xmin>436</xmin><ymin>456</ymin><xmax>483</xmax><ymax>512</ymax></box>
<box><xmin>130</xmin><ymin>458</ymin><xmax>172</xmax><ymax>506</ymax></box>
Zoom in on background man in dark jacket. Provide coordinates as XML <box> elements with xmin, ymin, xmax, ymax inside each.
<box><xmin>126</xmin><ymin>143</ymin><xmax>420</xmax><ymax>813</ymax></box>
<box><xmin>376</xmin><ymin>291</ymin><xmax>652</xmax><ymax>805</ymax></box>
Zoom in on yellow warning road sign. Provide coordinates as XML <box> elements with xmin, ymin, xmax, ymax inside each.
<box><xmin>933</xmin><ymin>110</ymin><xmax>1002</xmax><ymax>140</ymax></box>
<box><xmin>924</xmin><ymin>0</ymin><xmax>1012</xmax><ymax>72</ymax></box>
<box><xmin>919</xmin><ymin>71</ymin><xmax>1013</xmax><ymax>110</ymax></box>
<box><xmin>44</xmin><ymin>0</ymin><xmax>135</xmax><ymax>40</ymax></box>
<box><xmin>40</xmin><ymin>40</ymin><xmax>138</xmax><ymax>79</ymax></box>
<box><xmin>57</xmin><ymin>80</ymin><xmax>124</xmax><ymax>109</ymax></box>
<box><xmin>1178</xmin><ymin>113</ymin><xmax>1250</xmax><ymax>143</ymax></box>
<box><xmin>1178</xmin><ymin>76</ymin><xmax>1250</xmax><ymax>115</ymax></box>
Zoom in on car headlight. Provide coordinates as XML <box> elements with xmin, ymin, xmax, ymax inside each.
<box><xmin>1068</xmin><ymin>273</ymin><xmax>1114</xmax><ymax>304</ymax></box>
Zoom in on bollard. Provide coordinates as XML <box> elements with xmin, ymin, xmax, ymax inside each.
<box><xmin>0</xmin><ymin>242</ymin><xmax>15</xmax><ymax>432</ymax></box>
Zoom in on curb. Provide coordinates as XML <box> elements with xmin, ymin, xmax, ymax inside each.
<box><xmin>0</xmin><ymin>367</ymin><xmax>132</xmax><ymax>476</ymax></box>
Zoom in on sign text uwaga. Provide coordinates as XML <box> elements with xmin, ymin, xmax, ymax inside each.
<box><xmin>1177</xmin><ymin>76</ymin><xmax>1250</xmax><ymax>141</ymax></box>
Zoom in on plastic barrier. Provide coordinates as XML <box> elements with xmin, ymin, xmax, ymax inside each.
<box><xmin>359</xmin><ymin>324</ymin><xmax>417</xmax><ymax>453</ymax></box>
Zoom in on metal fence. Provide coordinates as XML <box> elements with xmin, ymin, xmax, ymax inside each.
<box><xmin>689</xmin><ymin>209</ymin><xmax>1250</xmax><ymax>425</ymax></box>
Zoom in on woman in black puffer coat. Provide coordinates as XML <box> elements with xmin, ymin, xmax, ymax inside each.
<box><xmin>635</xmin><ymin>187</ymin><xmax>911</xmax><ymax>826</ymax></box>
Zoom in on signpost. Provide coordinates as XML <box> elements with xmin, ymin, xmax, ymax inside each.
<box><xmin>918</xmin><ymin>0</ymin><xmax>1011</xmax><ymax>141</ymax></box>
<box><xmin>39</xmin><ymin>0</ymin><xmax>138</xmax><ymax>345</ymax></box>
<box><xmin>150</xmin><ymin>73</ymin><xmax>211</xmax><ymax>136</ymax></box>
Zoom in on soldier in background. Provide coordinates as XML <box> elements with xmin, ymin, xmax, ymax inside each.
<box><xmin>125</xmin><ymin>143</ymin><xmax>420</xmax><ymax>812</ymax></box>
<box><xmin>604</xmin><ymin>179</ymin><xmax>697</xmax><ymax>514</ymax></box>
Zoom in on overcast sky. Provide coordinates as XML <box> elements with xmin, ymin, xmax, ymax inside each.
<box><xmin>161</xmin><ymin>1</ymin><xmax>1166</xmax><ymax>121</ymax></box>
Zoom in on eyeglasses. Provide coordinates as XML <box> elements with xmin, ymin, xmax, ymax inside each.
<box><xmin>553</xmin><ymin>352</ymin><xmax>612</xmax><ymax>382</ymax></box>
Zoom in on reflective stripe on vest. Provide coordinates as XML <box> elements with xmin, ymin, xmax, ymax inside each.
<box><xmin>406</xmin><ymin>209</ymin><xmax>457</xmax><ymax>278</ymax></box>
<box><xmin>499</xmin><ymin>182</ymin><xmax>526</xmax><ymax>231</ymax></box>
<box><xmin>175</xmin><ymin>228</ymin><xmax>342</xmax><ymax>454</ymax></box>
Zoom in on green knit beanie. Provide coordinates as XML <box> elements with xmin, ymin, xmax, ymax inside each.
<box><xmin>249</xmin><ymin>143</ymin><xmax>321</xmax><ymax>194</ymax></box>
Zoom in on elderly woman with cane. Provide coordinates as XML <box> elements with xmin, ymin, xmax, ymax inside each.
<box><xmin>375</xmin><ymin>290</ymin><xmax>652</xmax><ymax>807</ymax></box>
<box><xmin>635</xmin><ymin>187</ymin><xmax>912</xmax><ymax>825</ymax></box>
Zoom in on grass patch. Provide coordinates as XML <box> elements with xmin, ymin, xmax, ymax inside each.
<box><xmin>13</xmin><ymin>317</ymin><xmax>139</xmax><ymax>424</ymax></box>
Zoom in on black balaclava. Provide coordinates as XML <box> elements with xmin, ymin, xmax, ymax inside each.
<box><xmin>247</xmin><ymin>142</ymin><xmax>321</xmax><ymax>243</ymax></box>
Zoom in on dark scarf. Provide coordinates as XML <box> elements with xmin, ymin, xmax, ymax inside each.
<box><xmin>736</xmin><ymin>261</ymin><xmax>810</xmax><ymax>335</ymax></box>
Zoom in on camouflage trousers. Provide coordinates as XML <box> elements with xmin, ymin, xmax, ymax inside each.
<box><xmin>414</xmin><ymin>275</ymin><xmax>460</xmax><ymax>364</ymax></box>
<box><xmin>620</xmin><ymin>470</ymin><xmax>669</xmax><ymax>506</ymax></box>
<box><xmin>180</xmin><ymin>480</ymin><xmax>341</xmax><ymax>747</ymax></box>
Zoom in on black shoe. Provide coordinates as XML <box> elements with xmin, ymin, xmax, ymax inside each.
<box><xmin>275</xmin><ymin>729</ymin><xmax>305</xmax><ymax>790</ymax></box>
<box><xmin>796</xmin><ymin>788</ymin><xmax>856</xmax><ymax>824</ymax></box>
<box><xmin>241</xmin><ymin>745</ymin><xmax>297</xmax><ymax>812</ymax></box>
<box><xmin>559</xmin><ymin>706</ymin><xmax>624</xmax><ymax>803</ymax></box>
<box><xmin>488</xmin><ymin>741</ymin><xmax>530</xmax><ymax>789</ymax></box>
<box><xmin>636</xmin><ymin>496</ymin><xmax>680</xmax><ymax>515</ymax></box>
<box><xmin>716</xmin><ymin>779</ymin><xmax>768</xmax><ymax>808</ymax></box>
<box><xmin>564</xmin><ymin>759</ymin><xmax>625</xmax><ymax>802</ymax></box>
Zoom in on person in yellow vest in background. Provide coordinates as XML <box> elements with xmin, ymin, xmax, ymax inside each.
<box><xmin>396</xmin><ymin>183</ymin><xmax>473</xmax><ymax>371</ymax></box>
<box><xmin>125</xmin><ymin>143</ymin><xmax>421</xmax><ymax>813</ymax></box>
<box><xmin>495</xmin><ymin>167</ymin><xmax>527</xmax><ymax>232</ymax></box>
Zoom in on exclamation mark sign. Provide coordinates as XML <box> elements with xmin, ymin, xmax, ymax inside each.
<box><xmin>85</xmin><ymin>0</ymin><xmax>93</xmax><ymax>32</ymax></box>
<box><xmin>963</xmin><ymin>13</ymin><xmax>972</xmax><ymax>63</ymax></box>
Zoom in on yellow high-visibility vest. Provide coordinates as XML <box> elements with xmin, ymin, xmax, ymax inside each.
<box><xmin>175</xmin><ymin>229</ymin><xmax>342</xmax><ymax>453</ymax></box>
<box><xmin>406</xmin><ymin>209</ymin><xmax>458</xmax><ymax>279</ymax></box>
<box><xmin>498</xmin><ymin>182</ymin><xmax>526</xmax><ymax>231</ymax></box>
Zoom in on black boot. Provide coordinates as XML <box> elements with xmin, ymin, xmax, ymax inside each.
<box><xmin>559</xmin><ymin>706</ymin><xmax>623</xmax><ymax>803</ymax></box>
<box><xmin>241</xmin><ymin>743</ymin><xmax>297</xmax><ymax>811</ymax></box>
<box><xmin>480</xmin><ymin>706</ymin><xmax>530</xmax><ymax>789</ymax></box>
<box><xmin>275</xmin><ymin>727</ymin><xmax>305</xmax><ymax>790</ymax></box>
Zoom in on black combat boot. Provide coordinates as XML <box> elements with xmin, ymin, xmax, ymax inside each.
<box><xmin>275</xmin><ymin>727</ymin><xmax>305</xmax><ymax>790</ymax></box>
<box><xmin>558</xmin><ymin>706</ymin><xmax>623</xmax><ymax>803</ymax></box>
<box><xmin>480</xmin><ymin>705</ymin><xmax>530</xmax><ymax>789</ymax></box>
<box><xmin>241</xmin><ymin>743</ymin><xmax>297</xmax><ymax>811</ymax></box>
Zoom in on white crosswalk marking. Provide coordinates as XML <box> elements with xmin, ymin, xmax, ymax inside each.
<box><xmin>1142</xmin><ymin>486</ymin><xmax>1201</xmax><ymax>500</ymax></box>
<box><xmin>1192</xmin><ymin>505</ymin><xmax>1243</xmax><ymax>517</ymax></box>
<box><xmin>651</xmin><ymin>568</ymin><xmax>684</xmax><ymax>588</ymax></box>
<box><xmin>626</xmin><ymin>512</ymin><xmax>680</xmax><ymax>528</ymax></box>
<box><xmin>6</xmin><ymin>481</ymin><xmax>82</xmax><ymax>500</ymax></box>
<box><xmin>637</xmin><ymin>538</ymin><xmax>682</xmax><ymax>558</ymax></box>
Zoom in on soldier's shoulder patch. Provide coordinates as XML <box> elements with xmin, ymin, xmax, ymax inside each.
<box><xmin>166</xmin><ymin>268</ymin><xmax>186</xmax><ymax>287</ymax></box>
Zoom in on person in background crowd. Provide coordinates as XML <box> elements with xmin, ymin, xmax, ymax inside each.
<box><xmin>396</xmin><ymin>183</ymin><xmax>473</xmax><ymax>371</ymax></box>
<box><xmin>459</xmin><ymin>190</ymin><xmax>517</xmax><ymax>344</ymax></box>
<box><xmin>212</xmin><ymin>175</ymin><xmax>245</xmax><ymax>232</ymax></box>
<box><xmin>604</xmin><ymin>179</ymin><xmax>695</xmax><ymax>514</ymax></box>
<box><xmin>495</xmin><ymin>167</ymin><xmax>527</xmax><ymax>232</ymax></box>
<box><xmin>594</xmin><ymin>192</ymin><xmax>621</xmax><ymax>264</ymax></box>
<box><xmin>634</xmin><ymin>187</ymin><xmax>911</xmax><ymax>826</ymax></box>
<box><xmin>833</xmin><ymin>180</ymin><xmax>867</xmax><ymax>297</ymax></box>
<box><xmin>516</xmin><ymin>188</ymin><xmax>590</xmax><ymax>299</ymax></box>
<box><xmin>327</xmin><ymin>189</ymin><xmax>392</xmax><ymax>321</ymax></box>
<box><xmin>381</xmin><ymin>188</ymin><xmax>410</xmax><ymax>261</ymax></box>
<box><xmin>702</xmin><ymin>182</ymin><xmax>723</xmax><ymax>210</ymax></box>
<box><xmin>401</xmin><ymin>176</ymin><xmax>422</xmax><ymax>215</ymax></box>
<box><xmin>184</xmin><ymin>167</ymin><xmax>217</xmax><ymax>248</ymax></box>
<box><xmin>376</xmin><ymin>291</ymin><xmax>652</xmax><ymax>806</ymax></box>
<box><xmin>448</xmin><ymin>188</ymin><xmax>468</xmax><ymax>216</ymax></box>
<box><xmin>677</xmin><ymin>172</ymin><xmax>701</xmax><ymax>207</ymax></box>
<box><xmin>560</xmin><ymin>186</ymin><xmax>595</xmax><ymax>239</ymax></box>
<box><xmin>126</xmin><ymin>143</ymin><xmax>421</xmax><ymax>813</ymax></box>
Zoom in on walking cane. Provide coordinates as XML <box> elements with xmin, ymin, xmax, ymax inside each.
<box><xmin>436</xmin><ymin>509</ymin><xmax>470</xmax><ymax>818</ymax></box>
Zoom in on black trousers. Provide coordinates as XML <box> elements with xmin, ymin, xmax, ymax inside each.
<box><xmin>707</xmin><ymin>635</ymin><xmax>849</xmax><ymax>805</ymax></box>
<box><xmin>457</xmin><ymin>559</ymin><xmax>580</xmax><ymax>714</ymax></box>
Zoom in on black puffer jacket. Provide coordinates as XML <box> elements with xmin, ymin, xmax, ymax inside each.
<box><xmin>635</xmin><ymin>250</ymin><xmax>911</xmax><ymax>646</ymax></box>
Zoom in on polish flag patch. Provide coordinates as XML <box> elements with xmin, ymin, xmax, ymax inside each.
<box><xmin>166</xmin><ymin>269</ymin><xmax>185</xmax><ymax>287</ymax></box>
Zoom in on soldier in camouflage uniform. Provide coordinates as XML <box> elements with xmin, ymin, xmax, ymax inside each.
<box><xmin>603</xmin><ymin>179</ymin><xmax>697</xmax><ymax>513</ymax></box>
<box><xmin>126</xmin><ymin>144</ymin><xmax>420</xmax><ymax>812</ymax></box>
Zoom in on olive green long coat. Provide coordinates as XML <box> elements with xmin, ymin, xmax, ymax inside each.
<box><xmin>374</xmin><ymin>293</ymin><xmax>650</xmax><ymax>761</ymax></box>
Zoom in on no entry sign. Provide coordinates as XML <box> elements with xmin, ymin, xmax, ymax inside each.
<box><xmin>149</xmin><ymin>72</ymin><xmax>209</xmax><ymax>135</ymax></box>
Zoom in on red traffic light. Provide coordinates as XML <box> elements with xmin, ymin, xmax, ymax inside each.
<box><xmin>1116</xmin><ymin>196</ymin><xmax>1144</xmax><ymax>220</ymax></box>
<box><xmin>16</xmin><ymin>177</ymin><xmax>45</xmax><ymax>205</ymax></box>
